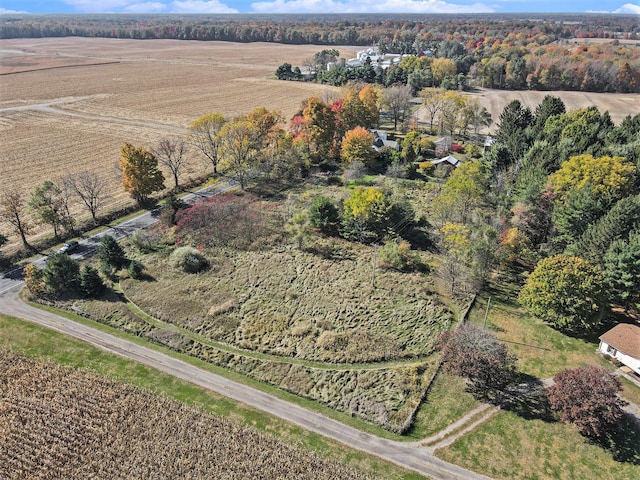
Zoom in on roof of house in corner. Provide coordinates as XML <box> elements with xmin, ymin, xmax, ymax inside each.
<box><xmin>599</xmin><ymin>323</ymin><xmax>640</xmax><ymax>359</ymax></box>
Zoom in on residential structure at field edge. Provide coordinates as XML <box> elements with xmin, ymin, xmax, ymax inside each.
<box><xmin>598</xmin><ymin>323</ymin><xmax>640</xmax><ymax>375</ymax></box>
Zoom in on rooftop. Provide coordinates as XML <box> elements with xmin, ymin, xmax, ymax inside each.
<box><xmin>599</xmin><ymin>323</ymin><xmax>640</xmax><ymax>359</ymax></box>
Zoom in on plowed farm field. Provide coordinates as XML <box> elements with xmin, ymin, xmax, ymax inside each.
<box><xmin>0</xmin><ymin>38</ymin><xmax>350</xmax><ymax>245</ymax></box>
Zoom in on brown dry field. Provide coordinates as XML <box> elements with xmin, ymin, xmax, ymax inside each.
<box><xmin>1</xmin><ymin>37</ymin><xmax>639</xmax><ymax>247</ymax></box>
<box><xmin>0</xmin><ymin>38</ymin><xmax>354</xmax><ymax>246</ymax></box>
<box><xmin>462</xmin><ymin>87</ymin><xmax>640</xmax><ymax>130</ymax></box>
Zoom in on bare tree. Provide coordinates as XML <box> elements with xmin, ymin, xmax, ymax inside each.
<box><xmin>63</xmin><ymin>170</ymin><xmax>107</xmax><ymax>222</ymax></box>
<box><xmin>381</xmin><ymin>84</ymin><xmax>413</xmax><ymax>131</ymax></box>
<box><xmin>153</xmin><ymin>138</ymin><xmax>189</xmax><ymax>189</ymax></box>
<box><xmin>0</xmin><ymin>189</ymin><xmax>33</xmax><ymax>250</ymax></box>
<box><xmin>420</xmin><ymin>87</ymin><xmax>446</xmax><ymax>132</ymax></box>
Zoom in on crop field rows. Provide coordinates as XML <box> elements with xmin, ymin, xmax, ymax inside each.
<box><xmin>0</xmin><ymin>38</ymin><xmax>348</xmax><ymax>245</ymax></box>
<box><xmin>0</xmin><ymin>350</ymin><xmax>374</xmax><ymax>479</ymax></box>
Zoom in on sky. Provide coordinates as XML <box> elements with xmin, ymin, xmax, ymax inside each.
<box><xmin>0</xmin><ymin>0</ymin><xmax>639</xmax><ymax>15</ymax></box>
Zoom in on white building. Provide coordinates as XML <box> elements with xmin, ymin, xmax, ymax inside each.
<box><xmin>598</xmin><ymin>323</ymin><xmax>640</xmax><ymax>375</ymax></box>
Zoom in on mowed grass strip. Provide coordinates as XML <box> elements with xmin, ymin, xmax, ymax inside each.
<box><xmin>0</xmin><ymin>314</ymin><xmax>427</xmax><ymax>480</ymax></box>
<box><xmin>436</xmin><ymin>409</ymin><xmax>640</xmax><ymax>480</ymax></box>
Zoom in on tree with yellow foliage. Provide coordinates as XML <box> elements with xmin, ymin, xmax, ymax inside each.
<box><xmin>341</xmin><ymin>127</ymin><xmax>376</xmax><ymax>169</ymax></box>
<box><xmin>120</xmin><ymin>143</ymin><xmax>165</xmax><ymax>206</ymax></box>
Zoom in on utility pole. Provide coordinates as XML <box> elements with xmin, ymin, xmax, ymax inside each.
<box><xmin>371</xmin><ymin>244</ymin><xmax>379</xmax><ymax>289</ymax></box>
<box><xmin>483</xmin><ymin>296</ymin><xmax>491</xmax><ymax>329</ymax></box>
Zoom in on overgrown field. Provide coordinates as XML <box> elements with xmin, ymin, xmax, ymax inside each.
<box><xmin>0</xmin><ymin>350</ymin><xmax>374</xmax><ymax>480</ymax></box>
<box><xmin>121</xmin><ymin>241</ymin><xmax>452</xmax><ymax>363</ymax></box>
<box><xmin>71</xmin><ymin>230</ymin><xmax>449</xmax><ymax>431</ymax></box>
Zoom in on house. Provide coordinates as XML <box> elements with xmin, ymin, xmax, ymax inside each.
<box><xmin>430</xmin><ymin>155</ymin><xmax>462</xmax><ymax>169</ymax></box>
<box><xmin>370</xmin><ymin>129</ymin><xmax>399</xmax><ymax>152</ymax></box>
<box><xmin>483</xmin><ymin>136</ymin><xmax>495</xmax><ymax>155</ymax></box>
<box><xmin>434</xmin><ymin>136</ymin><xmax>452</xmax><ymax>156</ymax></box>
<box><xmin>598</xmin><ymin>323</ymin><xmax>640</xmax><ymax>375</ymax></box>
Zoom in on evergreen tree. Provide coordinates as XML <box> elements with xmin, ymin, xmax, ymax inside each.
<box><xmin>80</xmin><ymin>265</ymin><xmax>105</xmax><ymax>297</ymax></box>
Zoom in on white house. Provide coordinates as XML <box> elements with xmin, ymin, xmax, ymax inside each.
<box><xmin>598</xmin><ymin>323</ymin><xmax>640</xmax><ymax>375</ymax></box>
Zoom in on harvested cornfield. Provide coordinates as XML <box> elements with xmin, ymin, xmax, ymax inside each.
<box><xmin>0</xmin><ymin>38</ymin><xmax>349</xmax><ymax>247</ymax></box>
<box><xmin>0</xmin><ymin>350</ymin><xmax>373</xmax><ymax>480</ymax></box>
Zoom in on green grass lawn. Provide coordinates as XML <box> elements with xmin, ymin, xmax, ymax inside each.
<box><xmin>0</xmin><ymin>314</ymin><xmax>427</xmax><ymax>480</ymax></box>
<box><xmin>437</xmin><ymin>409</ymin><xmax>640</xmax><ymax>480</ymax></box>
<box><xmin>406</xmin><ymin>372</ymin><xmax>479</xmax><ymax>440</ymax></box>
<box><xmin>467</xmin><ymin>289</ymin><xmax>608</xmax><ymax>379</ymax></box>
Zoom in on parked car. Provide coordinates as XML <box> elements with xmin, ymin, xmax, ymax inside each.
<box><xmin>59</xmin><ymin>240</ymin><xmax>79</xmax><ymax>254</ymax></box>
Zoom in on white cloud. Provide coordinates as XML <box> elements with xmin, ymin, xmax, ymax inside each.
<box><xmin>251</xmin><ymin>0</ymin><xmax>495</xmax><ymax>13</ymax></box>
<box><xmin>63</xmin><ymin>0</ymin><xmax>134</xmax><ymax>12</ymax></box>
<box><xmin>170</xmin><ymin>1</ymin><xmax>239</xmax><ymax>13</ymax></box>
<box><xmin>0</xmin><ymin>8</ymin><xmax>29</xmax><ymax>13</ymax></box>
<box><xmin>124</xmin><ymin>2</ymin><xmax>169</xmax><ymax>12</ymax></box>
<box><xmin>613</xmin><ymin>3</ymin><xmax>640</xmax><ymax>14</ymax></box>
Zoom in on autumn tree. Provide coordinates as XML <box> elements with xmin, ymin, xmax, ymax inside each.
<box><xmin>62</xmin><ymin>170</ymin><xmax>107</xmax><ymax>222</ymax></box>
<box><xmin>29</xmin><ymin>180</ymin><xmax>74</xmax><ymax>241</ymax></box>
<box><xmin>119</xmin><ymin>143</ymin><xmax>165</xmax><ymax>206</ymax></box>
<box><xmin>440</xmin><ymin>160</ymin><xmax>488</xmax><ymax>224</ymax></box>
<box><xmin>547</xmin><ymin>154</ymin><xmax>637</xmax><ymax>202</ymax></box>
<box><xmin>439</xmin><ymin>221</ymin><xmax>472</xmax><ymax>295</ymax></box>
<box><xmin>153</xmin><ymin>138</ymin><xmax>189</xmax><ymax>190</ymax></box>
<box><xmin>341</xmin><ymin>127</ymin><xmax>376</xmax><ymax>169</ymax></box>
<box><xmin>218</xmin><ymin>119</ymin><xmax>261</xmax><ymax>190</ymax></box>
<box><xmin>23</xmin><ymin>263</ymin><xmax>45</xmax><ymax>297</ymax></box>
<box><xmin>189</xmin><ymin>113</ymin><xmax>226</xmax><ymax>175</ymax></box>
<box><xmin>518</xmin><ymin>254</ymin><xmax>608</xmax><ymax>333</ymax></box>
<box><xmin>547</xmin><ymin>366</ymin><xmax>626</xmax><ymax>440</ymax></box>
<box><xmin>0</xmin><ymin>189</ymin><xmax>33</xmax><ymax>250</ymax></box>
<box><xmin>439</xmin><ymin>323</ymin><xmax>517</xmax><ymax>398</ymax></box>
<box><xmin>302</xmin><ymin>96</ymin><xmax>338</xmax><ymax>161</ymax></box>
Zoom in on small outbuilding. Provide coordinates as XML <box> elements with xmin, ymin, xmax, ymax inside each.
<box><xmin>430</xmin><ymin>155</ymin><xmax>462</xmax><ymax>169</ymax></box>
<box><xmin>597</xmin><ymin>323</ymin><xmax>640</xmax><ymax>375</ymax></box>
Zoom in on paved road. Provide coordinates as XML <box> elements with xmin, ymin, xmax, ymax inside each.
<box><xmin>0</xmin><ymin>186</ymin><xmax>491</xmax><ymax>480</ymax></box>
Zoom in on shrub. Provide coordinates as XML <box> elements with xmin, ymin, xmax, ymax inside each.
<box><xmin>127</xmin><ymin>260</ymin><xmax>144</xmax><ymax>280</ymax></box>
<box><xmin>343</xmin><ymin>160</ymin><xmax>368</xmax><ymax>182</ymax></box>
<box><xmin>308</xmin><ymin>196</ymin><xmax>339</xmax><ymax>235</ymax></box>
<box><xmin>547</xmin><ymin>366</ymin><xmax>626</xmax><ymax>440</ymax></box>
<box><xmin>171</xmin><ymin>246</ymin><xmax>209</xmax><ymax>273</ymax></box>
<box><xmin>452</xmin><ymin>143</ymin><xmax>465</xmax><ymax>153</ymax></box>
<box><xmin>438</xmin><ymin>323</ymin><xmax>517</xmax><ymax>398</ymax></box>
<box><xmin>378</xmin><ymin>240</ymin><xmax>416</xmax><ymax>272</ymax></box>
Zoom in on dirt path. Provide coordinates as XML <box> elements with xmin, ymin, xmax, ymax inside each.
<box><xmin>0</xmin><ymin>96</ymin><xmax>188</xmax><ymax>133</ymax></box>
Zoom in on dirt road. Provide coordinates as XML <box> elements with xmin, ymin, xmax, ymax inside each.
<box><xmin>0</xmin><ymin>279</ymin><xmax>490</xmax><ymax>480</ymax></box>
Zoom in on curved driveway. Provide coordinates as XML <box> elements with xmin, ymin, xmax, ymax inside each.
<box><xmin>0</xmin><ymin>189</ymin><xmax>490</xmax><ymax>480</ymax></box>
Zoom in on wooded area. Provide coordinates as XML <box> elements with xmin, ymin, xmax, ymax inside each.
<box><xmin>2</xmin><ymin>13</ymin><xmax>639</xmax><ymax>93</ymax></box>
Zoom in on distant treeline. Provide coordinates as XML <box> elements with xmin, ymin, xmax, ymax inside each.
<box><xmin>1</xmin><ymin>13</ymin><xmax>638</xmax><ymax>46</ymax></box>
<box><xmin>2</xmin><ymin>14</ymin><xmax>639</xmax><ymax>93</ymax></box>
